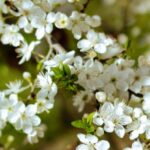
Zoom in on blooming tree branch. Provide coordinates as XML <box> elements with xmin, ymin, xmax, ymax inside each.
<box><xmin>0</xmin><ymin>0</ymin><xmax>150</xmax><ymax>149</ymax></box>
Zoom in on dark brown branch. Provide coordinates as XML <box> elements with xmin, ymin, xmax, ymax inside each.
<box><xmin>128</xmin><ymin>89</ymin><xmax>143</xmax><ymax>99</ymax></box>
<box><xmin>81</xmin><ymin>0</ymin><xmax>90</xmax><ymax>13</ymax></box>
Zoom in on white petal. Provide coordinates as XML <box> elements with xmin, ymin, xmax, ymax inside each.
<box><xmin>31</xmin><ymin>116</ymin><xmax>41</xmax><ymax>126</ymax></box>
<box><xmin>18</xmin><ymin>16</ymin><xmax>28</xmax><ymax>28</ymax></box>
<box><xmin>115</xmin><ymin>125</ymin><xmax>125</xmax><ymax>138</ymax></box>
<box><xmin>129</xmin><ymin>130</ymin><xmax>139</xmax><ymax>140</ymax></box>
<box><xmin>95</xmin><ymin>140</ymin><xmax>110</xmax><ymax>150</ymax></box>
<box><xmin>9</xmin><ymin>94</ymin><xmax>18</xmax><ymax>105</ymax></box>
<box><xmin>35</xmin><ymin>28</ymin><xmax>45</xmax><ymax>40</ymax></box>
<box><xmin>118</xmin><ymin>116</ymin><xmax>132</xmax><ymax>125</ymax></box>
<box><xmin>46</xmin><ymin>24</ymin><xmax>53</xmax><ymax>33</ymax></box>
<box><xmin>47</xmin><ymin>12</ymin><xmax>56</xmax><ymax>23</ymax></box>
<box><xmin>25</xmin><ymin>104</ymin><xmax>37</xmax><ymax>117</ymax></box>
<box><xmin>86</xmin><ymin>134</ymin><xmax>98</xmax><ymax>144</ymax></box>
<box><xmin>77</xmin><ymin>134</ymin><xmax>88</xmax><ymax>144</ymax></box>
<box><xmin>95</xmin><ymin>91</ymin><xmax>106</xmax><ymax>103</ymax></box>
<box><xmin>96</xmin><ymin>127</ymin><xmax>104</xmax><ymax>137</ymax></box>
<box><xmin>146</xmin><ymin>129</ymin><xmax>150</xmax><ymax>139</ymax></box>
<box><xmin>132</xmin><ymin>141</ymin><xmax>143</xmax><ymax>150</ymax></box>
<box><xmin>142</xmin><ymin>77</ymin><xmax>150</xmax><ymax>86</ymax></box>
<box><xmin>77</xmin><ymin>40</ymin><xmax>92</xmax><ymax>51</ymax></box>
<box><xmin>144</xmin><ymin>93</ymin><xmax>150</xmax><ymax>102</ymax></box>
<box><xmin>93</xmin><ymin>117</ymin><xmax>103</xmax><ymax>126</ymax></box>
<box><xmin>76</xmin><ymin>144</ymin><xmax>89</xmax><ymax>150</ymax></box>
<box><xmin>94</xmin><ymin>43</ymin><xmax>107</xmax><ymax>54</ymax></box>
<box><xmin>104</xmin><ymin>121</ymin><xmax>114</xmax><ymax>133</ymax></box>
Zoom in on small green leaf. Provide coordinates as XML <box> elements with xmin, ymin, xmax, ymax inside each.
<box><xmin>71</xmin><ymin>120</ymin><xmax>85</xmax><ymax>128</ymax></box>
<box><xmin>71</xmin><ymin>112</ymin><xmax>95</xmax><ymax>133</ymax></box>
<box><xmin>52</xmin><ymin>64</ymin><xmax>84</xmax><ymax>93</ymax></box>
<box><xmin>37</xmin><ymin>60</ymin><xmax>44</xmax><ymax>71</ymax></box>
<box><xmin>63</xmin><ymin>64</ymin><xmax>71</xmax><ymax>76</ymax></box>
<box><xmin>86</xmin><ymin>125</ymin><xmax>95</xmax><ymax>133</ymax></box>
<box><xmin>87</xmin><ymin>112</ymin><xmax>95</xmax><ymax>124</ymax></box>
<box><xmin>126</xmin><ymin>39</ymin><xmax>132</xmax><ymax>50</ymax></box>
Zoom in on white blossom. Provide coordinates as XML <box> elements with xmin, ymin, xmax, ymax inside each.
<box><xmin>123</xmin><ymin>140</ymin><xmax>144</xmax><ymax>150</ymax></box>
<box><xmin>16</xmin><ymin>41</ymin><xmax>40</xmax><ymax>64</ymax></box>
<box><xmin>1</xmin><ymin>25</ymin><xmax>24</xmax><ymax>47</ymax></box>
<box><xmin>76</xmin><ymin>133</ymin><xmax>110</xmax><ymax>150</ymax></box>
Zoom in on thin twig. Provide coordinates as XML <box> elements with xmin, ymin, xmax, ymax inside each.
<box><xmin>45</xmin><ymin>34</ymin><xmax>53</xmax><ymax>60</ymax></box>
<box><xmin>81</xmin><ymin>0</ymin><xmax>90</xmax><ymax>13</ymax></box>
<box><xmin>32</xmin><ymin>51</ymin><xmax>45</xmax><ymax>59</ymax></box>
<box><xmin>128</xmin><ymin>89</ymin><xmax>143</xmax><ymax>98</ymax></box>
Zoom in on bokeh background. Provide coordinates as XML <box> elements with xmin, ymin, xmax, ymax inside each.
<box><xmin>0</xmin><ymin>0</ymin><xmax>150</xmax><ymax>149</ymax></box>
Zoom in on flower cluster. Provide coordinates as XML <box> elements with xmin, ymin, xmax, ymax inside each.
<box><xmin>77</xmin><ymin>30</ymin><xmax>122</xmax><ymax>57</ymax></box>
<box><xmin>0</xmin><ymin>92</ymin><xmax>41</xmax><ymax>142</ymax></box>
<box><xmin>0</xmin><ymin>72</ymin><xmax>57</xmax><ymax>143</ymax></box>
<box><xmin>0</xmin><ymin>0</ymin><xmax>149</xmax><ymax>149</ymax></box>
<box><xmin>0</xmin><ymin>0</ymin><xmax>100</xmax><ymax>64</ymax></box>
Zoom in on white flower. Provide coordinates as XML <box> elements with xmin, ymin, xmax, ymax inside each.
<box><xmin>93</xmin><ymin>102</ymin><xmax>132</xmax><ymax>138</ymax></box>
<box><xmin>77</xmin><ymin>30</ymin><xmax>113</xmax><ymax>54</ymax></box>
<box><xmin>1</xmin><ymin>25</ymin><xmax>24</xmax><ymax>47</ymax></box>
<box><xmin>18</xmin><ymin>16</ymin><xmax>33</xmax><ymax>33</ymax></box>
<box><xmin>95</xmin><ymin>91</ymin><xmax>106</xmax><ymax>103</ymax></box>
<box><xmin>73</xmin><ymin>90</ymin><xmax>94</xmax><ymax>112</ymax></box>
<box><xmin>5</xmin><ymin>80</ymin><xmax>22</xmax><ymax>94</ymax></box>
<box><xmin>100</xmin><ymin>64</ymin><xmax>129</xmax><ymax>97</ymax></box>
<box><xmin>85</xmin><ymin>15</ymin><xmax>101</xmax><ymax>28</ymax></box>
<box><xmin>16</xmin><ymin>41</ymin><xmax>40</xmax><ymax>64</ymax></box>
<box><xmin>127</xmin><ymin>115</ymin><xmax>147</xmax><ymax>140</ymax></box>
<box><xmin>96</xmin><ymin>127</ymin><xmax>104</xmax><ymax>137</ymax></box>
<box><xmin>74</xmin><ymin>58</ymin><xmax>103</xmax><ymax>91</ymax></box>
<box><xmin>143</xmin><ymin>93</ymin><xmax>150</xmax><ymax>114</ymax></box>
<box><xmin>123</xmin><ymin>140</ymin><xmax>143</xmax><ymax>150</ymax></box>
<box><xmin>31</xmin><ymin>12</ymin><xmax>55</xmax><ymax>39</ymax></box>
<box><xmin>76</xmin><ymin>133</ymin><xmax>110</xmax><ymax>150</ymax></box>
<box><xmin>129</xmin><ymin>67</ymin><xmax>150</xmax><ymax>93</ymax></box>
<box><xmin>44</xmin><ymin>51</ymin><xmax>75</xmax><ymax>72</ymax></box>
<box><xmin>37</xmin><ymin>73</ymin><xmax>53</xmax><ymax>89</ymax></box>
<box><xmin>100</xmin><ymin>43</ymin><xmax>124</xmax><ymax>59</ymax></box>
<box><xmin>94</xmin><ymin>140</ymin><xmax>110</xmax><ymax>150</ymax></box>
<box><xmin>17</xmin><ymin>0</ymin><xmax>44</xmax><ymax>33</ymax></box>
<box><xmin>77</xmin><ymin>30</ymin><xmax>100</xmax><ymax>52</ymax></box>
<box><xmin>23</xmin><ymin>72</ymin><xmax>31</xmax><ymax>80</ymax></box>
<box><xmin>14</xmin><ymin>104</ymin><xmax>41</xmax><ymax>134</ymax></box>
<box><xmin>37</xmin><ymin>73</ymin><xmax>57</xmax><ymax>100</ymax></box>
<box><xmin>3</xmin><ymin>94</ymin><xmax>23</xmax><ymax>123</ymax></box>
<box><xmin>0</xmin><ymin>92</ymin><xmax>7</xmax><ymax>127</ymax></box>
<box><xmin>46</xmin><ymin>0</ymin><xmax>66</xmax><ymax>10</ymax></box>
<box><xmin>132</xmin><ymin>108</ymin><xmax>142</xmax><ymax>118</ymax></box>
<box><xmin>68</xmin><ymin>11</ymin><xmax>101</xmax><ymax>39</ymax></box>
<box><xmin>54</xmin><ymin>12</ymin><xmax>69</xmax><ymax>29</ymax></box>
<box><xmin>36</xmin><ymin>91</ymin><xmax>54</xmax><ymax>113</ymax></box>
<box><xmin>27</xmin><ymin>124</ymin><xmax>46</xmax><ymax>143</ymax></box>
<box><xmin>0</xmin><ymin>0</ymin><xmax>8</xmax><ymax>14</ymax></box>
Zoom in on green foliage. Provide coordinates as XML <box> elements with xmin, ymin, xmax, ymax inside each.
<box><xmin>52</xmin><ymin>63</ymin><xmax>84</xmax><ymax>94</ymax></box>
<box><xmin>71</xmin><ymin>112</ymin><xmax>95</xmax><ymax>133</ymax></box>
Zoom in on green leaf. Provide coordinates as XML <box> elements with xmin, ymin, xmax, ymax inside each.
<box><xmin>52</xmin><ymin>64</ymin><xmax>84</xmax><ymax>93</ymax></box>
<box><xmin>63</xmin><ymin>64</ymin><xmax>71</xmax><ymax>76</ymax></box>
<box><xmin>37</xmin><ymin>60</ymin><xmax>44</xmax><ymax>71</ymax></box>
<box><xmin>87</xmin><ymin>112</ymin><xmax>95</xmax><ymax>124</ymax></box>
<box><xmin>71</xmin><ymin>120</ymin><xmax>85</xmax><ymax>128</ymax></box>
<box><xmin>86</xmin><ymin>125</ymin><xmax>95</xmax><ymax>133</ymax></box>
<box><xmin>71</xmin><ymin>112</ymin><xmax>95</xmax><ymax>133</ymax></box>
<box><xmin>52</xmin><ymin>67</ymin><xmax>61</xmax><ymax>75</ymax></box>
<box><xmin>126</xmin><ymin>39</ymin><xmax>132</xmax><ymax>50</ymax></box>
